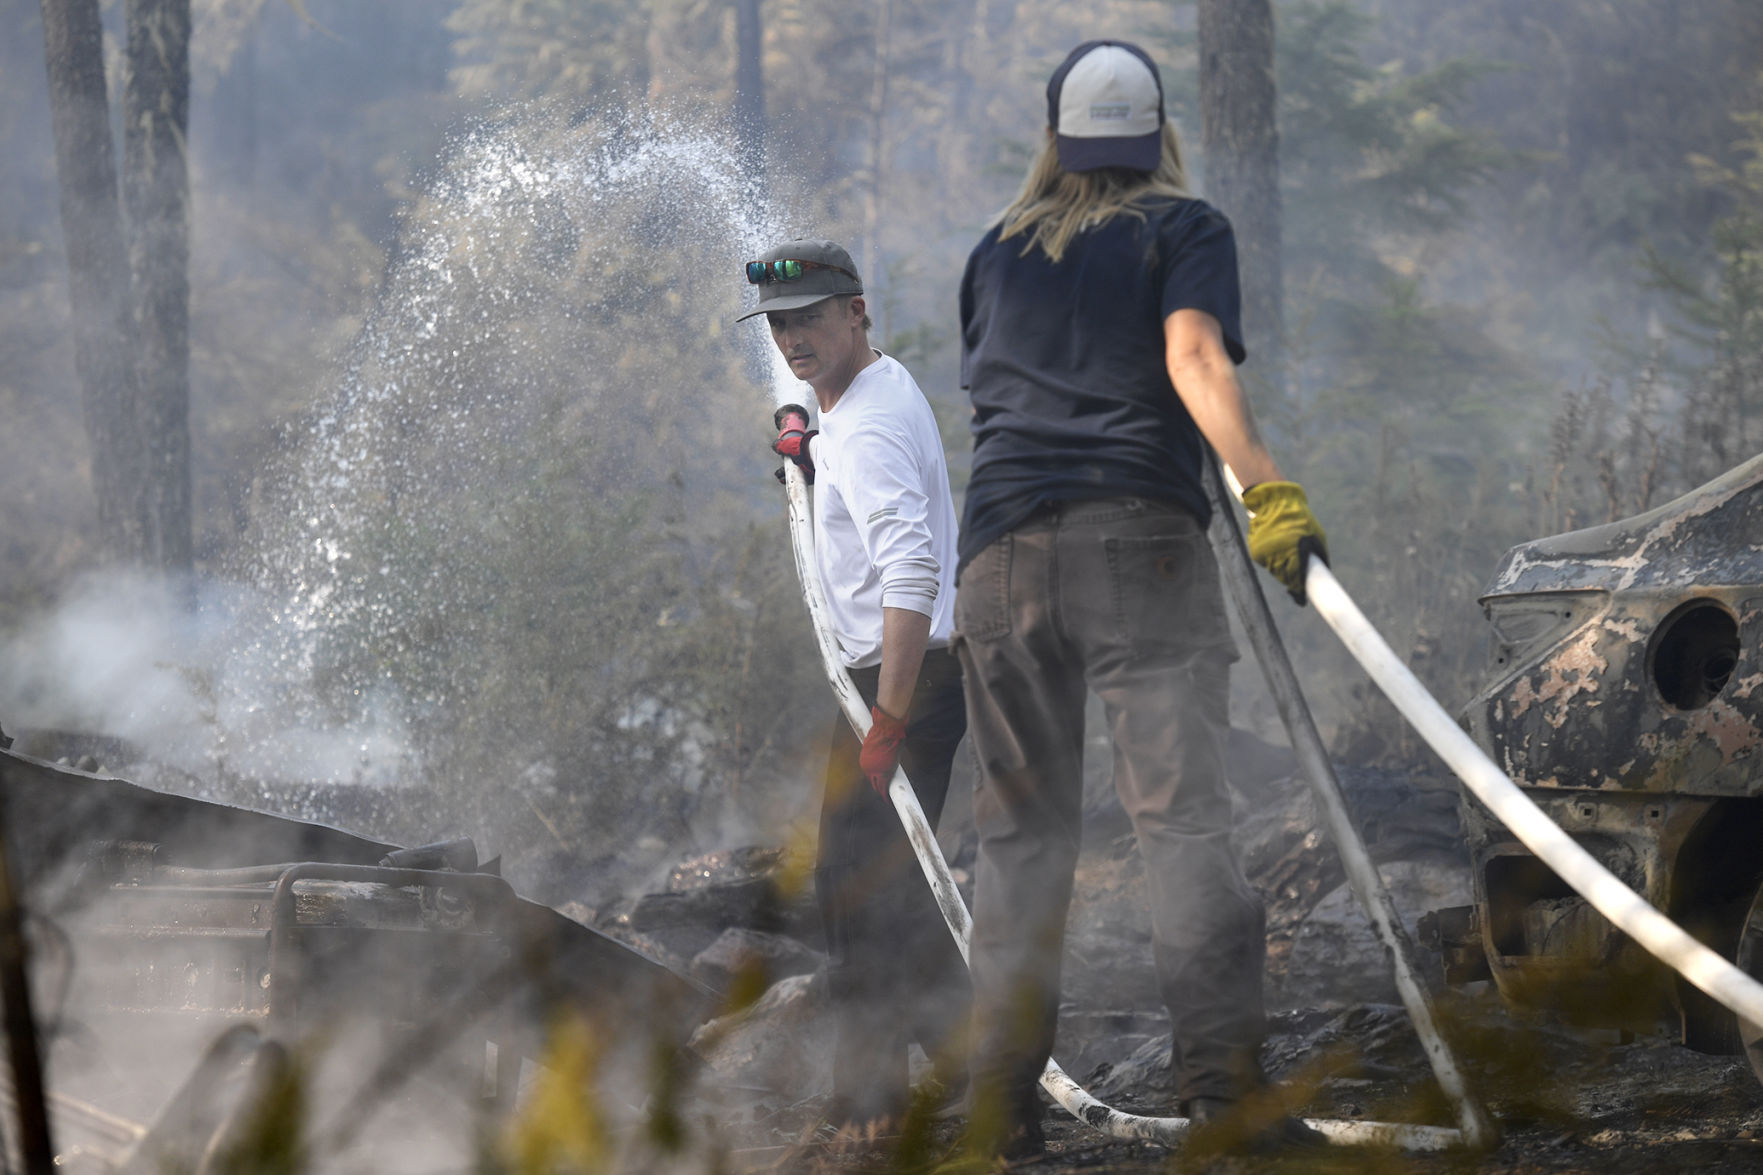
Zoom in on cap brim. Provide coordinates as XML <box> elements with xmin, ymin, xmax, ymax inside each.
<box><xmin>1056</xmin><ymin>129</ymin><xmax>1161</xmax><ymax>173</ymax></box>
<box><xmin>734</xmin><ymin>290</ymin><xmax>843</xmax><ymax>322</ymax></box>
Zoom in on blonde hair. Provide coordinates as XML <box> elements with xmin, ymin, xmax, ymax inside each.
<box><xmin>995</xmin><ymin>123</ymin><xmax>1191</xmax><ymax>263</ymax></box>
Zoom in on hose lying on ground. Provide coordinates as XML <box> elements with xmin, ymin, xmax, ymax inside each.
<box><xmin>779</xmin><ymin>461</ymin><xmax>1463</xmax><ymax>1152</ymax></box>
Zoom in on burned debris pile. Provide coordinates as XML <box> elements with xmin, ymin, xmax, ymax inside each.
<box><xmin>587</xmin><ymin>736</ymin><xmax>1474</xmax><ymax>1108</ymax></box>
<box><xmin>596</xmin><ymin>845</ymin><xmax>822</xmax><ymax>991</ymax></box>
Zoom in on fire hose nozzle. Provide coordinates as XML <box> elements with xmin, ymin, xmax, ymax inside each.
<box><xmin>774</xmin><ymin>403</ymin><xmax>810</xmax><ymax>434</ymax></box>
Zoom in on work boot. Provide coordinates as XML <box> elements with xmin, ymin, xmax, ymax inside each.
<box><xmin>1185</xmin><ymin>1095</ymin><xmax>1329</xmax><ymax>1155</ymax></box>
<box><xmin>960</xmin><ymin>1088</ymin><xmax>1047</xmax><ymax>1169</ymax></box>
<box><xmin>971</xmin><ymin>1115</ymin><xmax>1045</xmax><ymax>1167</ymax></box>
<box><xmin>825</xmin><ymin>1091</ymin><xmax>905</xmax><ymax>1138</ymax></box>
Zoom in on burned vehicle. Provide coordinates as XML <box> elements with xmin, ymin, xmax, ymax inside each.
<box><xmin>1430</xmin><ymin>454</ymin><xmax>1763</xmax><ymax>1080</ymax></box>
<box><xmin>0</xmin><ymin>743</ymin><xmax>706</xmax><ymax>1171</ymax></box>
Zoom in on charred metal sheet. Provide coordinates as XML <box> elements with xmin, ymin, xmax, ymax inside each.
<box><xmin>0</xmin><ymin>746</ymin><xmax>708</xmax><ymax>1043</ymax></box>
<box><xmin>1416</xmin><ymin>905</ymin><xmax>1492</xmax><ymax>985</ymax></box>
<box><xmin>0</xmin><ymin>745</ymin><xmax>397</xmax><ymax>887</ymax></box>
<box><xmin>1463</xmin><ymin>454</ymin><xmax>1763</xmax><ymax>796</ymax></box>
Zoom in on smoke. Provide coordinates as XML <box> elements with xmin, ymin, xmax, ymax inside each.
<box><xmin>0</xmin><ymin>569</ymin><xmax>411</xmax><ymax>787</ymax></box>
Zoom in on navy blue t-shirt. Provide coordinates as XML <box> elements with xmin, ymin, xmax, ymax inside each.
<box><xmin>956</xmin><ymin>197</ymin><xmax>1245</xmax><ymax>575</ymax></box>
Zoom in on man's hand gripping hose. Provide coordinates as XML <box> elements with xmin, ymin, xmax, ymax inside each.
<box><xmin>773</xmin><ymin>403</ymin><xmax>818</xmax><ymax>484</ymax></box>
<box><xmin>859</xmin><ymin>706</ymin><xmax>909</xmax><ymax>797</ymax></box>
<box><xmin>776</xmin><ymin>457</ymin><xmax>1468</xmax><ymax>1152</ymax></box>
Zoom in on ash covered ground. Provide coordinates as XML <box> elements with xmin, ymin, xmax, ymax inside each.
<box><xmin>596</xmin><ymin>731</ymin><xmax>1763</xmax><ymax>1173</ymax></box>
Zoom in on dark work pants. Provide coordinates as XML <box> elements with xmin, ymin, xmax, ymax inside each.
<box><xmin>954</xmin><ymin>497</ymin><xmax>1266</xmax><ymax>1122</ymax></box>
<box><xmin>817</xmin><ymin>646</ymin><xmax>972</xmax><ymax>1121</ymax></box>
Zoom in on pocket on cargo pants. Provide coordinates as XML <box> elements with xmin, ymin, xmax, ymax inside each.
<box><xmin>954</xmin><ymin>533</ymin><xmax>1012</xmax><ymax>643</ymax></box>
<box><xmin>1102</xmin><ymin>519</ymin><xmax>1235</xmax><ymax>660</ymax></box>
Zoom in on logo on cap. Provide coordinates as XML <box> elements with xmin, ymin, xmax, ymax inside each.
<box><xmin>1090</xmin><ymin>102</ymin><xmax>1131</xmax><ymax>121</ymax></box>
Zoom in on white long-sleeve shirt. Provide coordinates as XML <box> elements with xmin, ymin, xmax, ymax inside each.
<box><xmin>807</xmin><ymin>354</ymin><xmax>959</xmax><ymax>669</ymax></box>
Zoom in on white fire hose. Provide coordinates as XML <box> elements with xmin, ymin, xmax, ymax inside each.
<box><xmin>1209</xmin><ymin>463</ymin><xmax>1763</xmax><ymax>1034</ymax></box>
<box><xmin>780</xmin><ymin>461</ymin><xmax>1463</xmax><ymax>1151</ymax></box>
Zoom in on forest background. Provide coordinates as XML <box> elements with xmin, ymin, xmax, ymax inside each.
<box><xmin>2</xmin><ymin>0</ymin><xmax>1761</xmax><ymax>899</ymax></box>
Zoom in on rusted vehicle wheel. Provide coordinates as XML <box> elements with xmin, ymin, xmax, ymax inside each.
<box><xmin>1735</xmin><ymin>883</ymin><xmax>1763</xmax><ymax>1085</ymax></box>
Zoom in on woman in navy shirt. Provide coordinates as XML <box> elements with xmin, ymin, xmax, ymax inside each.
<box><xmin>953</xmin><ymin>39</ymin><xmax>1328</xmax><ymax>1160</ymax></box>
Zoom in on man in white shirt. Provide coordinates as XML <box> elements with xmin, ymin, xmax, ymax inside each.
<box><xmin>740</xmin><ymin>239</ymin><xmax>968</xmax><ymax>1129</ymax></box>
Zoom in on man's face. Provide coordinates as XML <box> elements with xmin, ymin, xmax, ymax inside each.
<box><xmin>767</xmin><ymin>298</ymin><xmax>861</xmax><ymax>387</ymax></box>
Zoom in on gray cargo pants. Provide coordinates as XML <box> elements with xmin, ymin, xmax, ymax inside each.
<box><xmin>953</xmin><ymin>496</ymin><xmax>1267</xmax><ymax>1122</ymax></box>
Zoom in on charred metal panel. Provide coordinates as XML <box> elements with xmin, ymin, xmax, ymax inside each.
<box><xmin>0</xmin><ymin>747</ymin><xmax>708</xmax><ymax>1042</ymax></box>
<box><xmin>1463</xmin><ymin>455</ymin><xmax>1763</xmax><ymax>796</ymax></box>
<box><xmin>1416</xmin><ymin>905</ymin><xmax>1492</xmax><ymax>985</ymax></box>
<box><xmin>0</xmin><ymin>746</ymin><xmax>397</xmax><ymax>886</ymax></box>
<box><xmin>1452</xmin><ymin>456</ymin><xmax>1763</xmax><ymax>1041</ymax></box>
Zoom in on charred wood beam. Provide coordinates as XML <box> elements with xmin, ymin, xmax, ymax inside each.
<box><xmin>0</xmin><ymin>790</ymin><xmax>54</xmax><ymax>1174</ymax></box>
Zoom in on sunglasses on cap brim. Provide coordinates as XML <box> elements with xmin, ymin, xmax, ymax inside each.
<box><xmin>745</xmin><ymin>258</ymin><xmax>861</xmax><ymax>284</ymax></box>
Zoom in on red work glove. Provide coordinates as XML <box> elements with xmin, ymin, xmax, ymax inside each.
<box><xmin>859</xmin><ymin>705</ymin><xmax>909</xmax><ymax>797</ymax></box>
<box><xmin>772</xmin><ymin>403</ymin><xmax>818</xmax><ymax>485</ymax></box>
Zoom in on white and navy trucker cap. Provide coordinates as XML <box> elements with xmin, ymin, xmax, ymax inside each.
<box><xmin>1047</xmin><ymin>40</ymin><xmax>1165</xmax><ymax>173</ymax></box>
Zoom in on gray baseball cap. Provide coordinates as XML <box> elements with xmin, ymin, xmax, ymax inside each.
<box><xmin>1048</xmin><ymin>41</ymin><xmax>1165</xmax><ymax>173</ymax></box>
<box><xmin>736</xmin><ymin>239</ymin><xmax>864</xmax><ymax>322</ymax></box>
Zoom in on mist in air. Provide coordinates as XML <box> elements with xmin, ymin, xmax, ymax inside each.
<box><xmin>2</xmin><ymin>2</ymin><xmax>1762</xmax><ymax>1170</ymax></box>
<box><xmin>1</xmin><ymin>0</ymin><xmax>1760</xmax><ymax>890</ymax></box>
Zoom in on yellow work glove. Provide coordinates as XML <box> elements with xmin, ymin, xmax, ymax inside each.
<box><xmin>1241</xmin><ymin>481</ymin><xmax>1329</xmax><ymax>606</ymax></box>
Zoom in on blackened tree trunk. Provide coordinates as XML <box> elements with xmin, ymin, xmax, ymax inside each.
<box><xmin>733</xmin><ymin>0</ymin><xmax>764</xmax><ymax>171</ymax></box>
<box><xmin>123</xmin><ymin>0</ymin><xmax>193</xmax><ymax>575</ymax></box>
<box><xmin>1198</xmin><ymin>0</ymin><xmax>1285</xmax><ymax>388</ymax></box>
<box><xmin>40</xmin><ymin>0</ymin><xmax>148</xmax><ymax>559</ymax></box>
